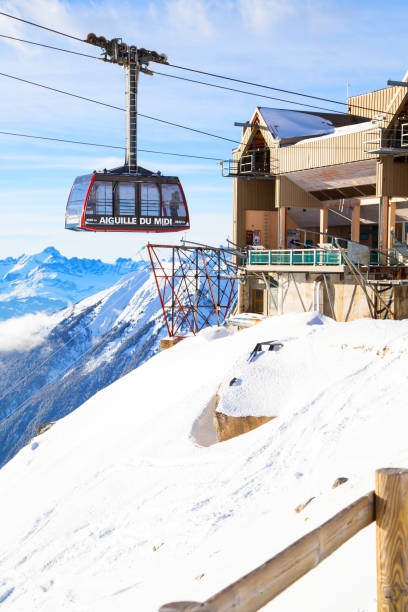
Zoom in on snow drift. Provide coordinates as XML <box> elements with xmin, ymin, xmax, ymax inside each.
<box><xmin>1</xmin><ymin>312</ymin><xmax>408</xmax><ymax>611</ymax></box>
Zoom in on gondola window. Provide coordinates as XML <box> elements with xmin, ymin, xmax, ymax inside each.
<box><xmin>141</xmin><ymin>183</ymin><xmax>160</xmax><ymax>216</ymax></box>
<box><xmin>90</xmin><ymin>182</ymin><xmax>113</xmax><ymax>216</ymax></box>
<box><xmin>162</xmin><ymin>184</ymin><xmax>185</xmax><ymax>217</ymax></box>
<box><xmin>117</xmin><ymin>182</ymin><xmax>135</xmax><ymax>216</ymax></box>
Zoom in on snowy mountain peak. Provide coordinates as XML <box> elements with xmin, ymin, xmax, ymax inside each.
<box><xmin>0</xmin><ymin>247</ymin><xmax>148</xmax><ymax>321</ymax></box>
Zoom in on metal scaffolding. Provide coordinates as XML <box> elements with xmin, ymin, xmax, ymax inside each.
<box><xmin>147</xmin><ymin>243</ymin><xmax>238</xmax><ymax>336</ymax></box>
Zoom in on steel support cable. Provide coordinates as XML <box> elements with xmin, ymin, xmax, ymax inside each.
<box><xmin>0</xmin><ymin>10</ymin><xmax>84</xmax><ymax>42</ymax></box>
<box><xmin>0</xmin><ymin>33</ymin><xmax>100</xmax><ymax>58</ymax></box>
<box><xmin>0</xmin><ymin>12</ymin><xmax>394</xmax><ymax>117</ymax></box>
<box><xmin>152</xmin><ymin>70</ymin><xmax>341</xmax><ymax>113</ymax></box>
<box><xmin>166</xmin><ymin>63</ymin><xmax>394</xmax><ymax>117</ymax></box>
<box><xmin>0</xmin><ymin>131</ymin><xmax>223</xmax><ymax>161</ymax></box>
<box><xmin>0</xmin><ymin>34</ymin><xmax>366</xmax><ymax>116</ymax></box>
<box><xmin>0</xmin><ymin>34</ymin><xmax>349</xmax><ymax>113</ymax></box>
<box><xmin>0</xmin><ymin>71</ymin><xmax>240</xmax><ymax>144</ymax></box>
<box><xmin>0</xmin><ymin>34</ymin><xmax>345</xmax><ymax>114</ymax></box>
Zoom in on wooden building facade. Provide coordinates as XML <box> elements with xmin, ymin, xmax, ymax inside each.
<box><xmin>227</xmin><ymin>72</ymin><xmax>408</xmax><ymax>320</ymax></box>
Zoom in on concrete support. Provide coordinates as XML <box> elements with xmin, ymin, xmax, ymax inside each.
<box><xmin>320</xmin><ymin>208</ymin><xmax>329</xmax><ymax>244</ymax></box>
<box><xmin>278</xmin><ymin>207</ymin><xmax>287</xmax><ymax>249</ymax></box>
<box><xmin>351</xmin><ymin>203</ymin><xmax>361</xmax><ymax>243</ymax></box>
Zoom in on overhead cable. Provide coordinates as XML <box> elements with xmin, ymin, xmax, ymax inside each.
<box><xmin>0</xmin><ymin>11</ymin><xmax>394</xmax><ymax>117</ymax></box>
<box><xmin>0</xmin><ymin>34</ymin><xmax>341</xmax><ymax>113</ymax></box>
<box><xmin>0</xmin><ymin>11</ymin><xmax>395</xmax><ymax>118</ymax></box>
<box><xmin>0</xmin><ymin>10</ymin><xmax>84</xmax><ymax>42</ymax></box>
<box><xmin>166</xmin><ymin>63</ymin><xmax>394</xmax><ymax>116</ymax></box>
<box><xmin>0</xmin><ymin>72</ymin><xmax>240</xmax><ymax>144</ymax></box>
<box><xmin>152</xmin><ymin>70</ymin><xmax>341</xmax><ymax>113</ymax></box>
<box><xmin>0</xmin><ymin>130</ymin><xmax>222</xmax><ymax>160</ymax></box>
<box><xmin>0</xmin><ymin>33</ymin><xmax>100</xmax><ymax>58</ymax></box>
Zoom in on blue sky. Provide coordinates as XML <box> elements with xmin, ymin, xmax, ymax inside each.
<box><xmin>1</xmin><ymin>0</ymin><xmax>408</xmax><ymax>261</ymax></box>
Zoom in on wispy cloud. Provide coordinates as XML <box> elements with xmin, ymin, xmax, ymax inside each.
<box><xmin>0</xmin><ymin>311</ymin><xmax>58</xmax><ymax>352</ymax></box>
<box><xmin>237</xmin><ymin>0</ymin><xmax>296</xmax><ymax>33</ymax></box>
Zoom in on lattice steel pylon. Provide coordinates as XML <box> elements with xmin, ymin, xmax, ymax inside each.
<box><xmin>147</xmin><ymin>243</ymin><xmax>239</xmax><ymax>336</ymax></box>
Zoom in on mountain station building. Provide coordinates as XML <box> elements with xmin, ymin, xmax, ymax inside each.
<box><xmin>224</xmin><ymin>71</ymin><xmax>408</xmax><ymax>321</ymax></box>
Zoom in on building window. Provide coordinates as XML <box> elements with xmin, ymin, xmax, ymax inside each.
<box><xmin>247</xmin><ymin>230</ymin><xmax>261</xmax><ymax>246</ymax></box>
<box><xmin>252</xmin><ymin>289</ymin><xmax>264</xmax><ymax>314</ymax></box>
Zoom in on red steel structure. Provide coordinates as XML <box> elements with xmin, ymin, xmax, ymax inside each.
<box><xmin>147</xmin><ymin>243</ymin><xmax>238</xmax><ymax>336</ymax></box>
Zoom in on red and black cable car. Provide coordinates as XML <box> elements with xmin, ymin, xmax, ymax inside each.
<box><xmin>65</xmin><ymin>167</ymin><xmax>189</xmax><ymax>233</ymax></box>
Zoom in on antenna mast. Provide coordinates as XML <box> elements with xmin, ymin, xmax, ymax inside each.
<box><xmin>85</xmin><ymin>33</ymin><xmax>168</xmax><ymax>174</ymax></box>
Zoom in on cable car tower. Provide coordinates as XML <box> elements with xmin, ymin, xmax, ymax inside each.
<box><xmin>86</xmin><ymin>33</ymin><xmax>168</xmax><ymax>174</ymax></box>
<box><xmin>65</xmin><ymin>35</ymin><xmax>190</xmax><ymax>233</ymax></box>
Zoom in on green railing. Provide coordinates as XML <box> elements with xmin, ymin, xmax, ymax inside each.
<box><xmin>247</xmin><ymin>249</ymin><xmax>343</xmax><ymax>266</ymax></box>
<box><xmin>369</xmin><ymin>250</ymin><xmax>399</xmax><ymax>266</ymax></box>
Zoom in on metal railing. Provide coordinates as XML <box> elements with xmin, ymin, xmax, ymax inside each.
<box><xmin>369</xmin><ymin>249</ymin><xmax>399</xmax><ymax>266</ymax></box>
<box><xmin>243</xmin><ymin>248</ymin><xmax>404</xmax><ymax>268</ymax></box>
<box><xmin>222</xmin><ymin>149</ymin><xmax>278</xmax><ymax>178</ymax></box>
<box><xmin>363</xmin><ymin>125</ymin><xmax>408</xmax><ymax>154</ymax></box>
<box><xmin>246</xmin><ymin>249</ymin><xmax>343</xmax><ymax>266</ymax></box>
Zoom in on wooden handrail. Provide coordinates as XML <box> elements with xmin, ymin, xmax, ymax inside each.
<box><xmin>160</xmin><ymin>469</ymin><xmax>408</xmax><ymax>612</ymax></box>
<box><xmin>206</xmin><ymin>492</ymin><xmax>374</xmax><ymax>611</ymax></box>
<box><xmin>160</xmin><ymin>492</ymin><xmax>374</xmax><ymax>612</ymax></box>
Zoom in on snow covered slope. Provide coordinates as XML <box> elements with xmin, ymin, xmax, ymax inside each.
<box><xmin>1</xmin><ymin>313</ymin><xmax>408</xmax><ymax>611</ymax></box>
<box><xmin>0</xmin><ymin>246</ymin><xmax>143</xmax><ymax>320</ymax></box>
<box><xmin>0</xmin><ymin>263</ymin><xmax>167</xmax><ymax>467</ymax></box>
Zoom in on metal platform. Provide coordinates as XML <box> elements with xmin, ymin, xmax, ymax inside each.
<box><xmin>222</xmin><ymin>149</ymin><xmax>277</xmax><ymax>179</ymax></box>
<box><xmin>363</xmin><ymin>126</ymin><xmax>408</xmax><ymax>155</ymax></box>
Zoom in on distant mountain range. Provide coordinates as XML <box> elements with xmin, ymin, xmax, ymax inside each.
<box><xmin>0</xmin><ymin>247</ymin><xmax>167</xmax><ymax>466</ymax></box>
<box><xmin>0</xmin><ymin>246</ymin><xmax>144</xmax><ymax>320</ymax></box>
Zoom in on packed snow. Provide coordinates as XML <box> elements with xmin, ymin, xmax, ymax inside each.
<box><xmin>259</xmin><ymin>107</ymin><xmax>335</xmax><ymax>140</ymax></box>
<box><xmin>1</xmin><ymin>312</ymin><xmax>408</xmax><ymax>611</ymax></box>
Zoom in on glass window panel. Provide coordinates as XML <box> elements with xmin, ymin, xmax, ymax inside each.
<box><xmin>87</xmin><ymin>182</ymin><xmax>113</xmax><ymax>215</ymax></box>
<box><xmin>141</xmin><ymin>183</ymin><xmax>160</xmax><ymax>216</ymax></box>
<box><xmin>161</xmin><ymin>184</ymin><xmax>186</xmax><ymax>217</ymax></box>
<box><xmin>67</xmin><ymin>182</ymin><xmax>89</xmax><ymax>215</ymax></box>
<box><xmin>118</xmin><ymin>183</ymin><xmax>136</xmax><ymax>215</ymax></box>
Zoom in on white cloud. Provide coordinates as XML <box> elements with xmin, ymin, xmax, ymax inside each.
<box><xmin>237</xmin><ymin>0</ymin><xmax>296</xmax><ymax>33</ymax></box>
<box><xmin>164</xmin><ymin>0</ymin><xmax>214</xmax><ymax>40</ymax></box>
<box><xmin>0</xmin><ymin>312</ymin><xmax>59</xmax><ymax>352</ymax></box>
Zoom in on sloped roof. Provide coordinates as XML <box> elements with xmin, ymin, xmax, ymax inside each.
<box><xmin>258</xmin><ymin>107</ymin><xmax>367</xmax><ymax>142</ymax></box>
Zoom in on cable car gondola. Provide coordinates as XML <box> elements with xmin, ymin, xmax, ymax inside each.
<box><xmin>65</xmin><ymin>37</ymin><xmax>190</xmax><ymax>234</ymax></box>
<box><xmin>65</xmin><ymin>166</ymin><xmax>190</xmax><ymax>232</ymax></box>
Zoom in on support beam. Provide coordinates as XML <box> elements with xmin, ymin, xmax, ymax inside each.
<box><xmin>320</xmin><ymin>208</ymin><xmax>329</xmax><ymax>244</ymax></box>
<box><xmin>351</xmin><ymin>203</ymin><xmax>361</xmax><ymax>243</ymax></box>
<box><xmin>379</xmin><ymin>196</ymin><xmax>390</xmax><ymax>252</ymax></box>
<box><xmin>376</xmin><ymin>468</ymin><xmax>408</xmax><ymax>611</ymax></box>
<box><xmin>388</xmin><ymin>201</ymin><xmax>396</xmax><ymax>250</ymax></box>
<box><xmin>278</xmin><ymin>206</ymin><xmax>287</xmax><ymax>249</ymax></box>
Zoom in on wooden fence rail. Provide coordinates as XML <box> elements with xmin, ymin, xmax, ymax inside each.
<box><xmin>159</xmin><ymin>468</ymin><xmax>408</xmax><ymax>612</ymax></box>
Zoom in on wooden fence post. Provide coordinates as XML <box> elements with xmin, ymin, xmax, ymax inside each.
<box><xmin>376</xmin><ymin>468</ymin><xmax>408</xmax><ymax>610</ymax></box>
